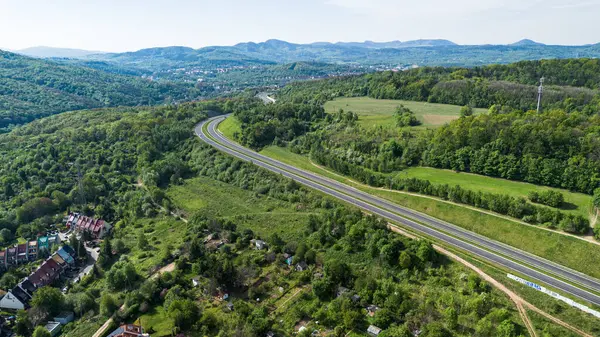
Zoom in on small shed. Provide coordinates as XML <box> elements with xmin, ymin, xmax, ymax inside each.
<box><xmin>367</xmin><ymin>325</ymin><xmax>382</xmax><ymax>336</ymax></box>
<box><xmin>336</xmin><ymin>286</ymin><xmax>349</xmax><ymax>298</ymax></box>
<box><xmin>53</xmin><ymin>311</ymin><xmax>75</xmax><ymax>325</ymax></box>
<box><xmin>255</xmin><ymin>240</ymin><xmax>267</xmax><ymax>250</ymax></box>
<box><xmin>45</xmin><ymin>321</ymin><xmax>62</xmax><ymax>337</ymax></box>
<box><xmin>295</xmin><ymin>261</ymin><xmax>308</xmax><ymax>271</ymax></box>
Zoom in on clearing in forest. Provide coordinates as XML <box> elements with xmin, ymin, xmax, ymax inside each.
<box><xmin>324</xmin><ymin>96</ymin><xmax>487</xmax><ymax>128</ymax></box>
<box><xmin>401</xmin><ymin>167</ymin><xmax>593</xmax><ymax>219</ymax></box>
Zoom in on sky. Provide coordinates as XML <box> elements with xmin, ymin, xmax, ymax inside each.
<box><xmin>1</xmin><ymin>0</ymin><xmax>599</xmax><ymax>52</ymax></box>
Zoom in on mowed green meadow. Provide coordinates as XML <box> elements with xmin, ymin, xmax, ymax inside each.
<box><xmin>324</xmin><ymin>97</ymin><xmax>487</xmax><ymax>128</ymax></box>
<box><xmin>400</xmin><ymin>167</ymin><xmax>593</xmax><ymax>219</ymax></box>
<box><xmin>217</xmin><ymin>114</ymin><xmax>242</xmax><ymax>140</ymax></box>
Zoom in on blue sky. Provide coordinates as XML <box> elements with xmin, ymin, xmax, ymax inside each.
<box><xmin>1</xmin><ymin>0</ymin><xmax>599</xmax><ymax>52</ymax></box>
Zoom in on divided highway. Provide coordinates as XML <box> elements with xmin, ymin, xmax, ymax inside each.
<box><xmin>196</xmin><ymin>115</ymin><xmax>600</xmax><ymax>307</ymax></box>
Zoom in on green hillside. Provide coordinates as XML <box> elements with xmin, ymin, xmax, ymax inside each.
<box><xmin>0</xmin><ymin>50</ymin><xmax>201</xmax><ymax>130</ymax></box>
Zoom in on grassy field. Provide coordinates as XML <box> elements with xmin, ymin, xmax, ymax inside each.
<box><xmin>324</xmin><ymin>97</ymin><xmax>487</xmax><ymax>128</ymax></box>
<box><xmin>115</xmin><ymin>216</ymin><xmax>188</xmax><ymax>276</ymax></box>
<box><xmin>255</xmin><ymin>146</ymin><xmax>600</xmax><ymax>280</ymax></box>
<box><xmin>400</xmin><ymin>167</ymin><xmax>593</xmax><ymax>218</ymax></box>
<box><xmin>167</xmin><ymin>176</ymin><xmax>317</xmax><ymax>242</ymax></box>
<box><xmin>218</xmin><ymin>115</ymin><xmax>242</xmax><ymax>140</ymax></box>
<box><xmin>137</xmin><ymin>306</ymin><xmax>175</xmax><ymax>337</ymax></box>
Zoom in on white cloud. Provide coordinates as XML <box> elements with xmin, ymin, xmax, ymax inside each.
<box><xmin>551</xmin><ymin>0</ymin><xmax>600</xmax><ymax>9</ymax></box>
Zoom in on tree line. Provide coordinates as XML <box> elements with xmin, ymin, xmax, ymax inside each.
<box><xmin>311</xmin><ymin>148</ymin><xmax>590</xmax><ymax>235</ymax></box>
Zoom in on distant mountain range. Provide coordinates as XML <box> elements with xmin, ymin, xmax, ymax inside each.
<box><xmin>8</xmin><ymin>39</ymin><xmax>600</xmax><ymax>69</ymax></box>
<box><xmin>75</xmin><ymin>39</ymin><xmax>600</xmax><ymax>72</ymax></box>
<box><xmin>510</xmin><ymin>39</ymin><xmax>546</xmax><ymax>47</ymax></box>
<box><xmin>14</xmin><ymin>46</ymin><xmax>107</xmax><ymax>58</ymax></box>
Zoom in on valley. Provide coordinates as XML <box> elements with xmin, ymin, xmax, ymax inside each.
<box><xmin>1</xmin><ymin>28</ymin><xmax>600</xmax><ymax>337</ymax></box>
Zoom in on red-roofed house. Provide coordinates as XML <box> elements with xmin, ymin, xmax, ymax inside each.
<box><xmin>68</xmin><ymin>213</ymin><xmax>111</xmax><ymax>239</ymax></box>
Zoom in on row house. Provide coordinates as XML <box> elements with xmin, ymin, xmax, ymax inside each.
<box><xmin>0</xmin><ymin>245</ymin><xmax>77</xmax><ymax>311</ymax></box>
<box><xmin>28</xmin><ymin>240</ymin><xmax>38</xmax><ymax>260</ymax></box>
<box><xmin>67</xmin><ymin>212</ymin><xmax>112</xmax><ymax>239</ymax></box>
<box><xmin>0</xmin><ymin>234</ymin><xmax>61</xmax><ymax>270</ymax></box>
<box><xmin>17</xmin><ymin>243</ymin><xmax>28</xmax><ymax>264</ymax></box>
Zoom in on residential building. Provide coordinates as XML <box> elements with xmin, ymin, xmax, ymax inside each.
<box><xmin>38</xmin><ymin>233</ymin><xmax>60</xmax><ymax>253</ymax></box>
<box><xmin>27</xmin><ymin>240</ymin><xmax>38</xmax><ymax>260</ymax></box>
<box><xmin>0</xmin><ymin>235</ymin><xmax>63</xmax><ymax>272</ymax></box>
<box><xmin>0</xmin><ymin>250</ymin><xmax>6</xmax><ymax>268</ymax></box>
<box><xmin>69</xmin><ymin>213</ymin><xmax>112</xmax><ymax>239</ymax></box>
<box><xmin>51</xmin><ymin>254</ymin><xmax>67</xmax><ymax>268</ymax></box>
<box><xmin>61</xmin><ymin>244</ymin><xmax>77</xmax><ymax>259</ymax></box>
<box><xmin>19</xmin><ymin>279</ymin><xmax>36</xmax><ymax>295</ymax></box>
<box><xmin>0</xmin><ymin>291</ymin><xmax>27</xmax><ymax>310</ymax></box>
<box><xmin>29</xmin><ymin>258</ymin><xmax>63</xmax><ymax>288</ymax></box>
<box><xmin>6</xmin><ymin>247</ymin><xmax>17</xmax><ymax>266</ymax></box>
<box><xmin>65</xmin><ymin>213</ymin><xmax>80</xmax><ymax>229</ymax></box>
<box><xmin>56</xmin><ymin>248</ymin><xmax>74</xmax><ymax>265</ymax></box>
<box><xmin>106</xmin><ymin>324</ymin><xmax>150</xmax><ymax>337</ymax></box>
<box><xmin>16</xmin><ymin>244</ymin><xmax>28</xmax><ymax>264</ymax></box>
<box><xmin>0</xmin><ymin>245</ymin><xmax>77</xmax><ymax>310</ymax></box>
<box><xmin>37</xmin><ymin>236</ymin><xmax>50</xmax><ymax>252</ymax></box>
<box><xmin>48</xmin><ymin>234</ymin><xmax>60</xmax><ymax>247</ymax></box>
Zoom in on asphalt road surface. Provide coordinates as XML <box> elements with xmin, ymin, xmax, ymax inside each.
<box><xmin>196</xmin><ymin>115</ymin><xmax>600</xmax><ymax>308</ymax></box>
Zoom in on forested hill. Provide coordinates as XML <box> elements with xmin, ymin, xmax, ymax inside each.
<box><xmin>0</xmin><ymin>50</ymin><xmax>202</xmax><ymax>131</ymax></box>
<box><xmin>279</xmin><ymin>58</ymin><xmax>600</xmax><ymax>112</ymax></box>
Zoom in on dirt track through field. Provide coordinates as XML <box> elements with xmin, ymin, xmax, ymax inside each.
<box><xmin>388</xmin><ymin>225</ymin><xmax>592</xmax><ymax>337</ymax></box>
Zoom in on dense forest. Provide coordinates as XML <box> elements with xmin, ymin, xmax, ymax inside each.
<box><xmin>0</xmin><ymin>50</ymin><xmax>203</xmax><ymax>131</ymax></box>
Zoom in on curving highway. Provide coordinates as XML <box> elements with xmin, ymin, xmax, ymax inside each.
<box><xmin>196</xmin><ymin>114</ymin><xmax>600</xmax><ymax>308</ymax></box>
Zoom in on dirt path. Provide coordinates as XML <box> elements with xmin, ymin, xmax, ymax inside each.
<box><xmin>387</xmin><ymin>225</ymin><xmax>592</xmax><ymax>337</ymax></box>
<box><xmin>91</xmin><ymin>316</ymin><xmax>114</xmax><ymax>337</ymax></box>
<box><xmin>310</xmin><ymin>160</ymin><xmax>600</xmax><ymax>246</ymax></box>
<box><xmin>152</xmin><ymin>262</ymin><xmax>175</xmax><ymax>279</ymax></box>
<box><xmin>272</xmin><ymin>286</ymin><xmax>307</xmax><ymax>314</ymax></box>
<box><xmin>92</xmin><ymin>304</ymin><xmax>126</xmax><ymax>337</ymax></box>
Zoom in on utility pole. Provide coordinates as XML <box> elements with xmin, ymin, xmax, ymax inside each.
<box><xmin>76</xmin><ymin>162</ymin><xmax>86</xmax><ymax>206</ymax></box>
<box><xmin>537</xmin><ymin>77</ymin><xmax>544</xmax><ymax>113</ymax></box>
